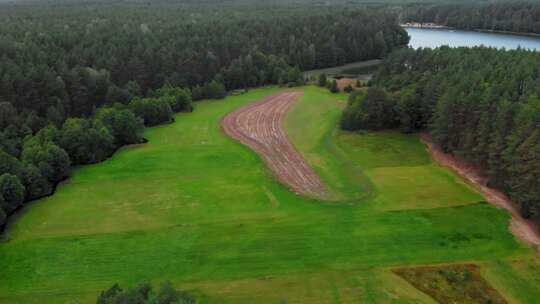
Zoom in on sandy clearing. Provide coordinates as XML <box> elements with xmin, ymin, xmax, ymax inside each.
<box><xmin>421</xmin><ymin>133</ymin><xmax>540</xmax><ymax>254</ymax></box>
<box><xmin>222</xmin><ymin>92</ymin><xmax>327</xmax><ymax>199</ymax></box>
<box><xmin>337</xmin><ymin>78</ymin><xmax>356</xmax><ymax>91</ymax></box>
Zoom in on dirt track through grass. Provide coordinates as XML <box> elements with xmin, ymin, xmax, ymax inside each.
<box><xmin>222</xmin><ymin>92</ymin><xmax>327</xmax><ymax>199</ymax></box>
<box><xmin>421</xmin><ymin>133</ymin><xmax>540</xmax><ymax>254</ymax></box>
<box><xmin>1</xmin><ymin>87</ymin><xmax>538</xmax><ymax>304</ymax></box>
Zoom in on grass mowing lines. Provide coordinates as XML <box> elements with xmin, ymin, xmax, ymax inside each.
<box><xmin>0</xmin><ymin>86</ymin><xmax>535</xmax><ymax>303</ymax></box>
<box><xmin>285</xmin><ymin>86</ymin><xmax>371</xmax><ymax>202</ymax></box>
<box><xmin>366</xmin><ymin>165</ymin><xmax>484</xmax><ymax>211</ymax></box>
<box><xmin>482</xmin><ymin>258</ymin><xmax>540</xmax><ymax>303</ymax></box>
<box><xmin>335</xmin><ymin>131</ymin><xmax>430</xmax><ymax>169</ymax></box>
<box><xmin>0</xmin><ymin>197</ymin><xmax>523</xmax><ymax>302</ymax></box>
<box><xmin>339</xmin><ymin>131</ymin><xmax>484</xmax><ymax>211</ymax></box>
<box><xmin>183</xmin><ymin>268</ymin><xmax>440</xmax><ymax>304</ymax></box>
<box><xmin>222</xmin><ymin>92</ymin><xmax>328</xmax><ymax>199</ymax></box>
<box><xmin>4</xmin><ymin>87</ymin><xmax>283</xmax><ymax>241</ymax></box>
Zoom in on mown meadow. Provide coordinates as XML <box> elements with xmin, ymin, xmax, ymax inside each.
<box><xmin>0</xmin><ymin>86</ymin><xmax>538</xmax><ymax>303</ymax></box>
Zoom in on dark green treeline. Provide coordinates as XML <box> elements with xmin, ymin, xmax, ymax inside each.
<box><xmin>402</xmin><ymin>1</ymin><xmax>540</xmax><ymax>34</ymax></box>
<box><xmin>342</xmin><ymin>46</ymin><xmax>540</xmax><ymax>225</ymax></box>
<box><xmin>0</xmin><ymin>0</ymin><xmax>409</xmax><ymax>228</ymax></box>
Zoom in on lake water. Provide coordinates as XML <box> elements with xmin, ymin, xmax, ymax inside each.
<box><xmin>406</xmin><ymin>28</ymin><xmax>540</xmax><ymax>51</ymax></box>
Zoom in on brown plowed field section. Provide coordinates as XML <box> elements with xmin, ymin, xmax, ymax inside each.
<box><xmin>222</xmin><ymin>92</ymin><xmax>327</xmax><ymax>199</ymax></box>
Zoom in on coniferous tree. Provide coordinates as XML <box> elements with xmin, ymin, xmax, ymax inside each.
<box><xmin>329</xmin><ymin>80</ymin><xmax>339</xmax><ymax>94</ymax></box>
<box><xmin>0</xmin><ymin>0</ymin><xmax>410</xmax><ymax>227</ymax></box>
<box><xmin>0</xmin><ymin>173</ymin><xmax>25</xmax><ymax>213</ymax></box>
<box><xmin>318</xmin><ymin>74</ymin><xmax>328</xmax><ymax>87</ymax></box>
<box><xmin>363</xmin><ymin>46</ymin><xmax>540</xmax><ymax>225</ymax></box>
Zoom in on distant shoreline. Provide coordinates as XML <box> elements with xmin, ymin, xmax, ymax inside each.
<box><xmin>474</xmin><ymin>29</ymin><xmax>540</xmax><ymax>38</ymax></box>
<box><xmin>400</xmin><ymin>22</ymin><xmax>452</xmax><ymax>30</ymax></box>
<box><xmin>402</xmin><ymin>23</ymin><xmax>540</xmax><ymax>39</ymax></box>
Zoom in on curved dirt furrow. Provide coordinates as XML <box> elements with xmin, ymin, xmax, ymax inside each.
<box><xmin>222</xmin><ymin>92</ymin><xmax>327</xmax><ymax>198</ymax></box>
<box><xmin>421</xmin><ymin>133</ymin><xmax>540</xmax><ymax>255</ymax></box>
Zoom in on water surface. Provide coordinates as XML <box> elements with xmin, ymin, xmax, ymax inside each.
<box><xmin>406</xmin><ymin>28</ymin><xmax>540</xmax><ymax>50</ymax></box>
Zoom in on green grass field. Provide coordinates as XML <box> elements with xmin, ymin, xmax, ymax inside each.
<box><xmin>0</xmin><ymin>86</ymin><xmax>538</xmax><ymax>303</ymax></box>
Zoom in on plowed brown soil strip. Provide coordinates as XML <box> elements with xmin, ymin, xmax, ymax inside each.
<box><xmin>421</xmin><ymin>133</ymin><xmax>540</xmax><ymax>255</ymax></box>
<box><xmin>222</xmin><ymin>92</ymin><xmax>327</xmax><ymax>198</ymax></box>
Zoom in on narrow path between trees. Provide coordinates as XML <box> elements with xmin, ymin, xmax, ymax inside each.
<box><xmin>421</xmin><ymin>133</ymin><xmax>540</xmax><ymax>255</ymax></box>
<box><xmin>222</xmin><ymin>92</ymin><xmax>327</xmax><ymax>199</ymax></box>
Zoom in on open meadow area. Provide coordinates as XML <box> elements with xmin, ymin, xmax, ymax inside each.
<box><xmin>1</xmin><ymin>86</ymin><xmax>539</xmax><ymax>303</ymax></box>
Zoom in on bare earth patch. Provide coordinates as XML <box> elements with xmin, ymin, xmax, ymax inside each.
<box><xmin>336</xmin><ymin>78</ymin><xmax>356</xmax><ymax>91</ymax></box>
<box><xmin>222</xmin><ymin>92</ymin><xmax>327</xmax><ymax>199</ymax></box>
<box><xmin>421</xmin><ymin>133</ymin><xmax>540</xmax><ymax>254</ymax></box>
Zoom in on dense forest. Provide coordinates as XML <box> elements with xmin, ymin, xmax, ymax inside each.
<box><xmin>402</xmin><ymin>0</ymin><xmax>540</xmax><ymax>34</ymax></box>
<box><xmin>341</xmin><ymin>46</ymin><xmax>540</xmax><ymax>225</ymax></box>
<box><xmin>0</xmin><ymin>0</ymin><xmax>408</xmax><ymax>228</ymax></box>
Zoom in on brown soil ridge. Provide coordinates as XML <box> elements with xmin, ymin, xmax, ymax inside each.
<box><xmin>222</xmin><ymin>92</ymin><xmax>327</xmax><ymax>198</ymax></box>
<box><xmin>421</xmin><ymin>133</ymin><xmax>540</xmax><ymax>254</ymax></box>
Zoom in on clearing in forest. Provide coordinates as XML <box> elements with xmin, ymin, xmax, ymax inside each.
<box><xmin>0</xmin><ymin>87</ymin><xmax>539</xmax><ymax>304</ymax></box>
<box><xmin>222</xmin><ymin>92</ymin><xmax>327</xmax><ymax>199</ymax></box>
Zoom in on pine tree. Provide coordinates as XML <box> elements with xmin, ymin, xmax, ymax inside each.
<box><xmin>318</xmin><ymin>74</ymin><xmax>327</xmax><ymax>87</ymax></box>
<box><xmin>329</xmin><ymin>79</ymin><xmax>338</xmax><ymax>94</ymax></box>
<box><xmin>431</xmin><ymin>92</ymin><xmax>454</xmax><ymax>152</ymax></box>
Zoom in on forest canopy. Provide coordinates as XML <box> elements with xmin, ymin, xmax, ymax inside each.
<box><xmin>341</xmin><ymin>46</ymin><xmax>540</xmax><ymax>225</ymax></box>
<box><xmin>0</xmin><ymin>0</ymin><xmax>408</xmax><ymax>228</ymax></box>
<box><xmin>401</xmin><ymin>0</ymin><xmax>540</xmax><ymax>34</ymax></box>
